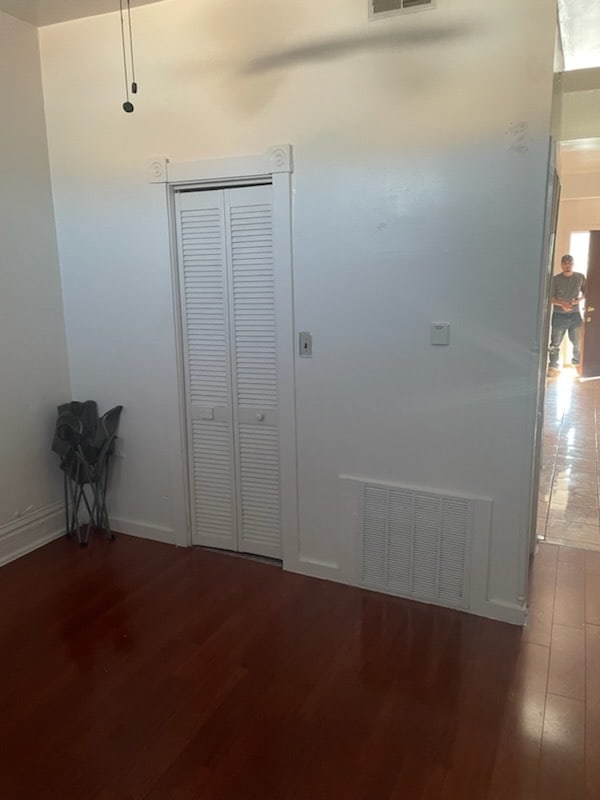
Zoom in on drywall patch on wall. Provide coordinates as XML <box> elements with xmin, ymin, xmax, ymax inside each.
<box><xmin>506</xmin><ymin>121</ymin><xmax>530</xmax><ymax>153</ymax></box>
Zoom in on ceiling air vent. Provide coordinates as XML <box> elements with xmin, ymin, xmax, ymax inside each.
<box><xmin>370</xmin><ymin>0</ymin><xmax>435</xmax><ymax>19</ymax></box>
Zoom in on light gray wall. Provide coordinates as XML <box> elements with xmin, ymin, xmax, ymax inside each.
<box><xmin>560</xmin><ymin>68</ymin><xmax>600</xmax><ymax>140</ymax></box>
<box><xmin>0</xmin><ymin>12</ymin><xmax>70</xmax><ymax>552</ymax></box>
<box><xmin>40</xmin><ymin>0</ymin><xmax>556</xmax><ymax>621</ymax></box>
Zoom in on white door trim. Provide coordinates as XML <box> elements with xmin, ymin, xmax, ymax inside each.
<box><xmin>159</xmin><ymin>146</ymin><xmax>298</xmax><ymax>568</ymax></box>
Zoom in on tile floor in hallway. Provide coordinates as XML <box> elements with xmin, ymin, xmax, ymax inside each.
<box><xmin>538</xmin><ymin>370</ymin><xmax>600</xmax><ymax>550</ymax></box>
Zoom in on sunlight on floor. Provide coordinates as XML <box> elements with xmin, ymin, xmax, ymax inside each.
<box><xmin>553</xmin><ymin>368</ymin><xmax>576</xmax><ymax>420</ymax></box>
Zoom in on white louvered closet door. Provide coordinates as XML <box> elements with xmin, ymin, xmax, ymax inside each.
<box><xmin>226</xmin><ymin>186</ymin><xmax>281</xmax><ymax>558</ymax></box>
<box><xmin>176</xmin><ymin>190</ymin><xmax>237</xmax><ymax>551</ymax></box>
<box><xmin>176</xmin><ymin>184</ymin><xmax>281</xmax><ymax>559</ymax></box>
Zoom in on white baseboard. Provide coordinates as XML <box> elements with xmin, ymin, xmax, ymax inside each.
<box><xmin>0</xmin><ymin>502</ymin><xmax>65</xmax><ymax>568</ymax></box>
<box><xmin>285</xmin><ymin>554</ymin><xmax>343</xmax><ymax>584</ymax></box>
<box><xmin>474</xmin><ymin>598</ymin><xmax>527</xmax><ymax>626</ymax></box>
<box><xmin>111</xmin><ymin>517</ymin><xmax>176</xmax><ymax>545</ymax></box>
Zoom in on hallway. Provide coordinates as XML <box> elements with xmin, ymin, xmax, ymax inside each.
<box><xmin>538</xmin><ymin>372</ymin><xmax>600</xmax><ymax>549</ymax></box>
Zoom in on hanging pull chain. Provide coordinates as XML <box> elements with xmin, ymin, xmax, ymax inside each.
<box><xmin>127</xmin><ymin>0</ymin><xmax>138</xmax><ymax>94</ymax></box>
<box><xmin>119</xmin><ymin>0</ymin><xmax>136</xmax><ymax>112</ymax></box>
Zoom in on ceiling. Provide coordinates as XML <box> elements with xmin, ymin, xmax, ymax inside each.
<box><xmin>0</xmin><ymin>0</ymin><xmax>163</xmax><ymax>26</ymax></box>
<box><xmin>558</xmin><ymin>0</ymin><xmax>600</xmax><ymax>71</ymax></box>
<box><xmin>0</xmin><ymin>0</ymin><xmax>598</xmax><ymax>68</ymax></box>
<box><xmin>0</xmin><ymin>0</ymin><xmax>596</xmax><ymax>60</ymax></box>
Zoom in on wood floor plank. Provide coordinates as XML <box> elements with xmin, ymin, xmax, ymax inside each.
<box><xmin>553</xmin><ymin>555</ymin><xmax>586</xmax><ymax>628</ymax></box>
<box><xmin>547</xmin><ymin>623</ymin><xmax>586</xmax><ymax>700</ymax></box>
<box><xmin>539</xmin><ymin>694</ymin><xmax>586</xmax><ymax>800</ymax></box>
<box><xmin>584</xmin><ymin>551</ymin><xmax>600</xmax><ymax>625</ymax></box>
<box><xmin>487</xmin><ymin>693</ymin><xmax>544</xmax><ymax>800</ymax></box>
<box><xmin>486</xmin><ymin>641</ymin><xmax>548</xmax><ymax>800</ymax></box>
<box><xmin>522</xmin><ymin>550</ymin><xmax>557</xmax><ymax>647</ymax></box>
<box><xmin>557</xmin><ymin>545</ymin><xmax>586</xmax><ymax>567</ymax></box>
<box><xmin>585</xmin><ymin>624</ymin><xmax>600</xmax><ymax>800</ymax></box>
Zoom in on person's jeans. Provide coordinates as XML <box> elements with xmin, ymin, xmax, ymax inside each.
<box><xmin>548</xmin><ymin>311</ymin><xmax>583</xmax><ymax>368</ymax></box>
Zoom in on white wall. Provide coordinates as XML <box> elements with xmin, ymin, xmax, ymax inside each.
<box><xmin>40</xmin><ymin>0</ymin><xmax>556</xmax><ymax>622</ymax></box>
<box><xmin>0</xmin><ymin>12</ymin><xmax>70</xmax><ymax>562</ymax></box>
<box><xmin>559</xmin><ymin>68</ymin><xmax>600</xmax><ymax>141</ymax></box>
<box><xmin>560</xmin><ymin>170</ymin><xmax>600</xmax><ymax>200</ymax></box>
<box><xmin>556</xmin><ymin>197</ymin><xmax>600</xmax><ymax>267</ymax></box>
<box><xmin>561</xmin><ymin>89</ymin><xmax>600</xmax><ymax>141</ymax></box>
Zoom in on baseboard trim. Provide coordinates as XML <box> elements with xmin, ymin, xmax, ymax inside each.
<box><xmin>473</xmin><ymin>598</ymin><xmax>527</xmax><ymax>626</ymax></box>
<box><xmin>0</xmin><ymin>502</ymin><xmax>65</xmax><ymax>568</ymax></box>
<box><xmin>286</xmin><ymin>555</ymin><xmax>343</xmax><ymax>585</ymax></box>
<box><xmin>111</xmin><ymin>517</ymin><xmax>176</xmax><ymax>545</ymax></box>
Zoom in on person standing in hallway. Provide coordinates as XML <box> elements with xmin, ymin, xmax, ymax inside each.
<box><xmin>547</xmin><ymin>254</ymin><xmax>586</xmax><ymax>377</ymax></box>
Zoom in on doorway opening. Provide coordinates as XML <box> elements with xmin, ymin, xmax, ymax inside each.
<box><xmin>536</xmin><ymin>226</ymin><xmax>600</xmax><ymax>552</ymax></box>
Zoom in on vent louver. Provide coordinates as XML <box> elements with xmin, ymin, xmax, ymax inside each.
<box><xmin>371</xmin><ymin>0</ymin><xmax>434</xmax><ymax>17</ymax></box>
<box><xmin>360</xmin><ymin>483</ymin><xmax>472</xmax><ymax>608</ymax></box>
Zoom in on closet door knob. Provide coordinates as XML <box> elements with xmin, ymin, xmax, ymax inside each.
<box><xmin>256</xmin><ymin>413</ymin><xmax>265</xmax><ymax>422</ymax></box>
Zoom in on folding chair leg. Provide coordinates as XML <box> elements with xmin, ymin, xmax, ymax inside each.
<box><xmin>66</xmin><ymin>476</ymin><xmax>84</xmax><ymax>545</ymax></box>
<box><xmin>79</xmin><ymin>485</ymin><xmax>94</xmax><ymax>541</ymax></box>
<box><xmin>100</xmin><ymin>460</ymin><xmax>115</xmax><ymax>540</ymax></box>
<box><xmin>63</xmin><ymin>472</ymin><xmax>72</xmax><ymax>540</ymax></box>
<box><xmin>88</xmin><ymin>459</ymin><xmax>115</xmax><ymax>541</ymax></box>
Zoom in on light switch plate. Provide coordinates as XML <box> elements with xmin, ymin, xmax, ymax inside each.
<box><xmin>431</xmin><ymin>323</ymin><xmax>450</xmax><ymax>346</ymax></box>
<box><xmin>299</xmin><ymin>332</ymin><xmax>312</xmax><ymax>357</ymax></box>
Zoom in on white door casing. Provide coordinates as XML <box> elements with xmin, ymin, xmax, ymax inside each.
<box><xmin>164</xmin><ymin>146</ymin><xmax>297</xmax><ymax>564</ymax></box>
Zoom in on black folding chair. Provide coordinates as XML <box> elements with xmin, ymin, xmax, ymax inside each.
<box><xmin>52</xmin><ymin>402</ymin><xmax>123</xmax><ymax>546</ymax></box>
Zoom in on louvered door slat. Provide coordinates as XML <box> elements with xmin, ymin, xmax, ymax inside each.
<box><xmin>228</xmin><ymin>187</ymin><xmax>281</xmax><ymax>558</ymax></box>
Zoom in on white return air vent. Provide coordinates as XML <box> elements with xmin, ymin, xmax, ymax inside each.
<box><xmin>360</xmin><ymin>483</ymin><xmax>473</xmax><ymax>609</ymax></box>
<box><xmin>370</xmin><ymin>0</ymin><xmax>434</xmax><ymax>19</ymax></box>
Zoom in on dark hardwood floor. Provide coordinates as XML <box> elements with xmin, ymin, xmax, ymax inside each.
<box><xmin>0</xmin><ymin>534</ymin><xmax>596</xmax><ymax>799</ymax></box>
